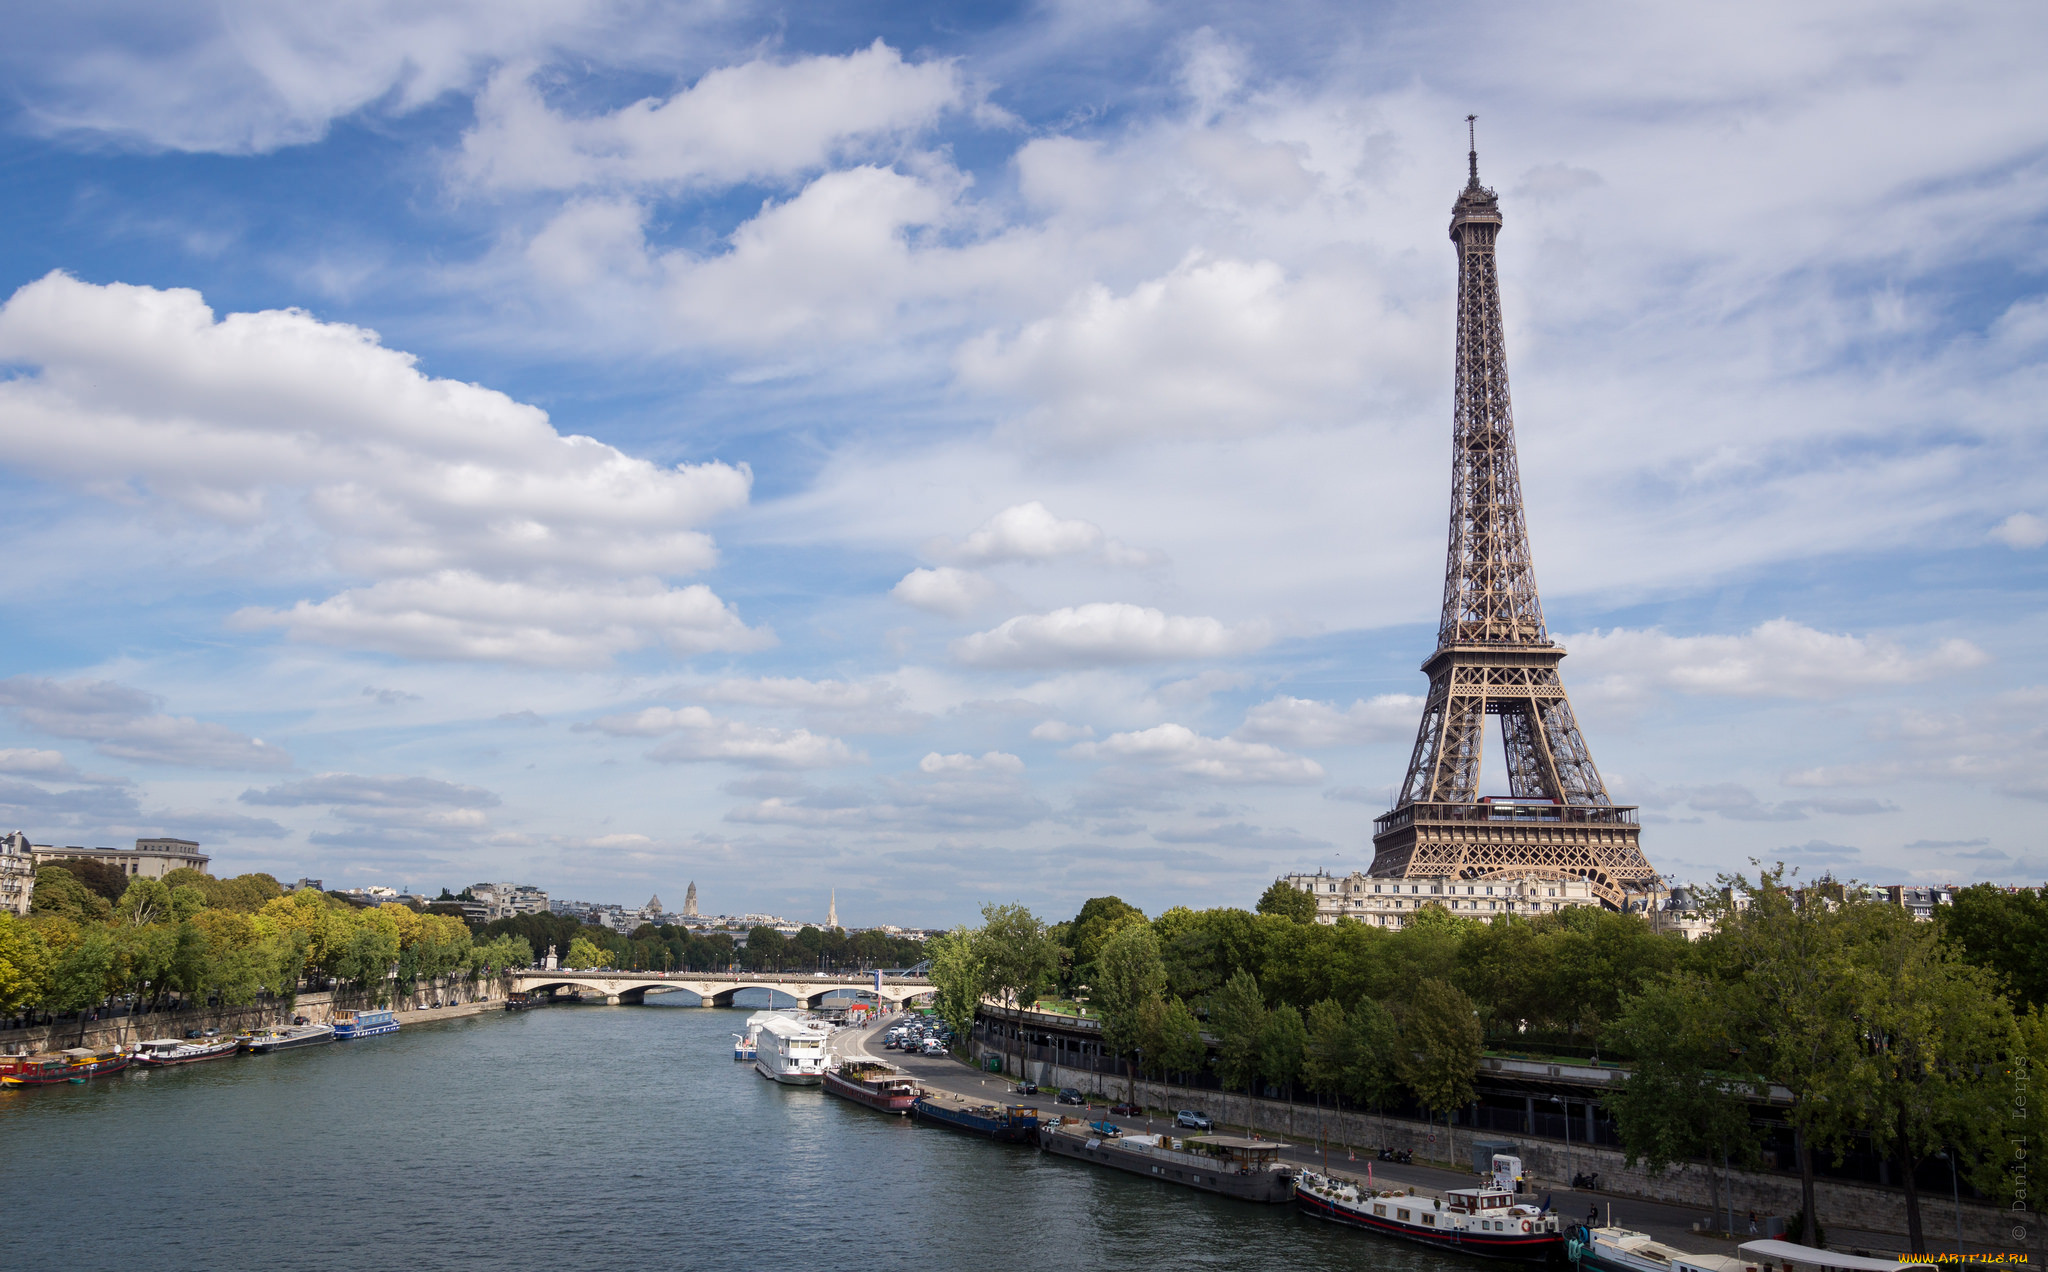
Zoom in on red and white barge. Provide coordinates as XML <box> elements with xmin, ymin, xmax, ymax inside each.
<box><xmin>1294</xmin><ymin>1171</ymin><xmax>1566</xmax><ymax>1262</ymax></box>
<box><xmin>822</xmin><ymin>1061</ymin><xmax>919</xmax><ymax>1114</ymax></box>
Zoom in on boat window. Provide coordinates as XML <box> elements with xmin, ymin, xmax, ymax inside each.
<box><xmin>1424</xmin><ymin>1215</ymin><xmax>1436</xmax><ymax>1226</ymax></box>
<box><xmin>1375</xmin><ymin>1205</ymin><xmax>1386</xmax><ymax>1216</ymax></box>
<box><xmin>1398</xmin><ymin>1209</ymin><xmax>1410</xmax><ymax>1221</ymax></box>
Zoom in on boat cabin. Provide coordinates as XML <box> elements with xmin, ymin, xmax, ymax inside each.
<box><xmin>1445</xmin><ymin>1186</ymin><xmax>1521</xmax><ymax>1215</ymax></box>
<box><xmin>1185</xmin><ymin>1136</ymin><xmax>1291</xmax><ymax>1173</ymax></box>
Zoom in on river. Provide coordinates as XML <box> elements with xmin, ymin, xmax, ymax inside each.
<box><xmin>0</xmin><ymin>999</ymin><xmax>1476</xmax><ymax>1271</ymax></box>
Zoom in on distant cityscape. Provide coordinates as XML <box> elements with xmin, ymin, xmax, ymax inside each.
<box><xmin>0</xmin><ymin>833</ymin><xmax>937</xmax><ymax>939</ymax></box>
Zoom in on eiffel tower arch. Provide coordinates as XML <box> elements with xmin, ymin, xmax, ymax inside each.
<box><xmin>1367</xmin><ymin>123</ymin><xmax>1660</xmax><ymax>912</ymax></box>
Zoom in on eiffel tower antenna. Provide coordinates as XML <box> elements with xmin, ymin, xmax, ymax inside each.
<box><xmin>1365</xmin><ymin>128</ymin><xmax>1660</xmax><ymax>911</ymax></box>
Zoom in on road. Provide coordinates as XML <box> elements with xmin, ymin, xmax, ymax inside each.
<box><xmin>832</xmin><ymin>1014</ymin><xmax>1944</xmax><ymax>1261</ymax></box>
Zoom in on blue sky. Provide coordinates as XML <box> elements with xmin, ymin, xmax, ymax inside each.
<box><xmin>0</xmin><ymin>1</ymin><xmax>2042</xmax><ymax>926</ymax></box>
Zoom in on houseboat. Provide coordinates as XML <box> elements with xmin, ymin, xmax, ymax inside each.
<box><xmin>1294</xmin><ymin>1171</ymin><xmax>1566</xmax><ymax>1261</ymax></box>
<box><xmin>754</xmin><ymin>1014</ymin><xmax>831</xmax><ymax>1085</ymax></box>
<box><xmin>0</xmin><ymin>1047</ymin><xmax>132</xmax><ymax>1086</ymax></box>
<box><xmin>910</xmin><ymin>1092</ymin><xmax>1040</xmax><ymax>1142</ymax></box>
<box><xmin>239</xmin><ymin>1023</ymin><xmax>335</xmax><ymax>1053</ymax></box>
<box><xmin>133</xmin><ymin>1037</ymin><xmax>239</xmax><ymax>1067</ymax></box>
<box><xmin>504</xmin><ymin>992</ymin><xmax>538</xmax><ymax>1011</ymax></box>
<box><xmin>823</xmin><ymin>1061</ymin><xmax>919</xmax><ymax>1114</ymax></box>
<box><xmin>733</xmin><ymin>1030</ymin><xmax>757</xmax><ymax>1061</ymax></box>
<box><xmin>1570</xmin><ymin>1226</ymin><xmax>1761</xmax><ymax>1272</ymax></box>
<box><xmin>333</xmin><ymin>1008</ymin><xmax>399</xmax><ymax>1040</ymax></box>
<box><xmin>1037</xmin><ymin>1117</ymin><xmax>1297</xmax><ymax>1203</ymax></box>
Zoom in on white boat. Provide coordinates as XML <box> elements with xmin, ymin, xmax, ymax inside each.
<box><xmin>134</xmin><ymin>1037</ymin><xmax>239</xmax><ymax>1067</ymax></box>
<box><xmin>1570</xmin><ymin>1227</ymin><xmax>1758</xmax><ymax>1272</ymax></box>
<box><xmin>753</xmin><ymin>1014</ymin><xmax>831</xmax><ymax>1085</ymax></box>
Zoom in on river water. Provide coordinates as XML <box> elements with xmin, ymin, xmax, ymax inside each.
<box><xmin>0</xmin><ymin>1000</ymin><xmax>1474</xmax><ymax>1271</ymax></box>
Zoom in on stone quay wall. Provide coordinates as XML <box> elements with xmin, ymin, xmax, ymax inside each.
<box><xmin>0</xmin><ymin>974</ymin><xmax>514</xmax><ymax>1055</ymax></box>
<box><xmin>972</xmin><ymin>1039</ymin><xmax>2019</xmax><ymax>1251</ymax></box>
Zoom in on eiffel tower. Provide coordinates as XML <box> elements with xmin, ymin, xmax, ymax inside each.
<box><xmin>1367</xmin><ymin>121</ymin><xmax>1659</xmax><ymax>911</ymax></box>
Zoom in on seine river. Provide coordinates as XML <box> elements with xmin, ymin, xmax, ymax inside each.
<box><xmin>0</xmin><ymin>1000</ymin><xmax>1471</xmax><ymax>1271</ymax></box>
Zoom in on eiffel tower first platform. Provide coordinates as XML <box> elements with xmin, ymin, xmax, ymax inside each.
<box><xmin>1366</xmin><ymin>123</ymin><xmax>1660</xmax><ymax>912</ymax></box>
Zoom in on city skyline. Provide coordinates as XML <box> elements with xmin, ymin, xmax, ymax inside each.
<box><xmin>0</xmin><ymin>3</ymin><xmax>2043</xmax><ymax>925</ymax></box>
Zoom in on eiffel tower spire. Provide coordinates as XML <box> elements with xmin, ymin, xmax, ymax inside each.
<box><xmin>1367</xmin><ymin>124</ymin><xmax>1659</xmax><ymax>911</ymax></box>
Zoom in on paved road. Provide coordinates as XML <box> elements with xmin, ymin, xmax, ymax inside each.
<box><xmin>835</xmin><ymin>1014</ymin><xmax>1950</xmax><ymax>1261</ymax></box>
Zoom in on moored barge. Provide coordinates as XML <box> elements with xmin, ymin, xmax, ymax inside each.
<box><xmin>1569</xmin><ymin>1226</ymin><xmax>1759</xmax><ymax>1272</ymax></box>
<box><xmin>910</xmin><ymin>1092</ymin><xmax>1040</xmax><ymax>1141</ymax></box>
<box><xmin>333</xmin><ymin>1008</ymin><xmax>399</xmax><ymax>1040</ymax></box>
<box><xmin>239</xmin><ymin>1023</ymin><xmax>335</xmax><ymax>1053</ymax></box>
<box><xmin>1294</xmin><ymin>1170</ymin><xmax>1565</xmax><ymax>1261</ymax></box>
<box><xmin>823</xmin><ymin>1061</ymin><xmax>919</xmax><ymax>1113</ymax></box>
<box><xmin>1036</xmin><ymin>1117</ymin><xmax>1296</xmax><ymax>1203</ymax></box>
<box><xmin>134</xmin><ymin>1037</ymin><xmax>239</xmax><ymax>1067</ymax></box>
<box><xmin>0</xmin><ymin>1047</ymin><xmax>132</xmax><ymax>1086</ymax></box>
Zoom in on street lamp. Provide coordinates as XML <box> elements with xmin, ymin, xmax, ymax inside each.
<box><xmin>1935</xmin><ymin>1150</ymin><xmax>1963</xmax><ymax>1256</ymax></box>
<box><xmin>1551</xmin><ymin>1094</ymin><xmax>1571</xmax><ymax>1189</ymax></box>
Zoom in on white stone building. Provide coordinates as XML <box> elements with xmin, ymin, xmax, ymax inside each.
<box><xmin>1280</xmin><ymin>868</ymin><xmax>1600</xmax><ymax>928</ymax></box>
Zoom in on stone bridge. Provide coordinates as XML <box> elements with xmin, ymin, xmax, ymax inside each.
<box><xmin>507</xmin><ymin>969</ymin><xmax>933</xmax><ymax>1009</ymax></box>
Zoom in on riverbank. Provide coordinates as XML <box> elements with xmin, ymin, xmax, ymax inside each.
<box><xmin>0</xmin><ymin>974</ymin><xmax>514</xmax><ymax>1054</ymax></box>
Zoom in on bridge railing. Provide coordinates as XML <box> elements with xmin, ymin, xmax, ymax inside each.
<box><xmin>510</xmin><ymin>969</ymin><xmax>930</xmax><ymax>985</ymax></box>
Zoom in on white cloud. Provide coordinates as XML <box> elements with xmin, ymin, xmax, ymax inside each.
<box><xmin>1566</xmin><ymin>620</ymin><xmax>1988</xmax><ymax>700</ymax></box>
<box><xmin>459</xmin><ymin>42</ymin><xmax>962</xmax><ymax>192</ymax></box>
<box><xmin>1068</xmin><ymin>723</ymin><xmax>1324</xmax><ymax>785</ymax></box>
<box><xmin>696</xmin><ymin>675</ymin><xmax>927</xmax><ymax>734</ymax></box>
<box><xmin>0</xmin><ymin>748</ymin><xmax>126</xmax><ymax>785</ymax></box>
<box><xmin>1029</xmin><ymin>720</ymin><xmax>1094</xmax><ymax>742</ymax></box>
<box><xmin>1236</xmin><ymin>694</ymin><xmax>1422</xmax><ymax>747</ymax></box>
<box><xmin>725</xmin><ymin>751</ymin><xmax>1046</xmax><ymax>831</ymax></box>
<box><xmin>234</xmin><ymin>574</ymin><xmax>767</xmax><ymax>666</ymax></box>
<box><xmin>891</xmin><ymin>567</ymin><xmax>1000</xmax><ymax>617</ymax></box>
<box><xmin>931</xmin><ymin>500</ymin><xmax>1159</xmax><ymax>566</ymax></box>
<box><xmin>918</xmin><ymin>751</ymin><xmax>1023</xmax><ymax>774</ymax></box>
<box><xmin>241</xmin><ymin>771</ymin><xmax>499</xmax><ymax>837</ymax></box>
<box><xmin>1991</xmin><ymin>513</ymin><xmax>2048</xmax><ymax>549</ymax></box>
<box><xmin>952</xmin><ymin>603</ymin><xmax>1270</xmax><ymax>668</ymax></box>
<box><xmin>583</xmin><ymin>705</ymin><xmax>859</xmax><ymax>769</ymax></box>
<box><xmin>0</xmin><ymin>273</ymin><xmax>763</xmax><ymax>665</ymax></box>
<box><xmin>0</xmin><ymin>677</ymin><xmax>291</xmax><ymax>771</ymax></box>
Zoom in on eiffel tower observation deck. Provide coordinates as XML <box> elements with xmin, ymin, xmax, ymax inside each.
<box><xmin>1367</xmin><ymin>122</ymin><xmax>1661</xmax><ymax>912</ymax></box>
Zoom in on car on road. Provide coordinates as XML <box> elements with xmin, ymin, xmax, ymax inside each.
<box><xmin>1014</xmin><ymin>1082</ymin><xmax>1038</xmax><ymax>1095</ymax></box>
<box><xmin>1174</xmin><ymin>1110</ymin><xmax>1213</xmax><ymax>1131</ymax></box>
<box><xmin>921</xmin><ymin>1039</ymin><xmax>946</xmax><ymax>1056</ymax></box>
<box><xmin>1108</xmin><ymin>1102</ymin><xmax>1141</xmax><ymax>1116</ymax></box>
<box><xmin>1055</xmin><ymin>1088</ymin><xmax>1086</xmax><ymax>1106</ymax></box>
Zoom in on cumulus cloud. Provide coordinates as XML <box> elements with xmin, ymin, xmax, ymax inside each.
<box><xmin>1068</xmin><ymin>723</ymin><xmax>1324</xmax><ymax>785</ymax></box>
<box><xmin>241</xmin><ymin>771</ymin><xmax>499</xmax><ymax>837</ymax></box>
<box><xmin>0</xmin><ymin>677</ymin><xmax>290</xmax><ymax>771</ymax></box>
<box><xmin>1029</xmin><ymin>720</ymin><xmax>1094</xmax><ymax>742</ymax></box>
<box><xmin>725</xmin><ymin>751</ymin><xmax>1046</xmax><ymax>831</ymax></box>
<box><xmin>918</xmin><ymin>751</ymin><xmax>1023</xmax><ymax>774</ymax></box>
<box><xmin>459</xmin><ymin>41</ymin><xmax>961</xmax><ymax>192</ymax></box>
<box><xmin>1566</xmin><ymin>620</ymin><xmax>1988</xmax><ymax>700</ymax></box>
<box><xmin>0</xmin><ymin>273</ymin><xmax>763</xmax><ymax>665</ymax></box>
<box><xmin>1236</xmin><ymin>694</ymin><xmax>1422</xmax><ymax>747</ymax></box>
<box><xmin>696</xmin><ymin>676</ymin><xmax>927</xmax><ymax>734</ymax></box>
<box><xmin>0</xmin><ymin>748</ymin><xmax>127</xmax><ymax>785</ymax></box>
<box><xmin>891</xmin><ymin>566</ymin><xmax>1000</xmax><ymax>617</ymax></box>
<box><xmin>1152</xmin><ymin>821</ymin><xmax>1331</xmax><ymax>853</ymax></box>
<box><xmin>578</xmin><ymin>705</ymin><xmax>859</xmax><ymax>769</ymax></box>
<box><xmin>952</xmin><ymin>603</ymin><xmax>1270</xmax><ymax>668</ymax></box>
<box><xmin>1991</xmin><ymin>513</ymin><xmax>2048</xmax><ymax>549</ymax></box>
<box><xmin>926</xmin><ymin>501</ymin><xmax>1163</xmax><ymax>568</ymax></box>
<box><xmin>1677</xmin><ymin>782</ymin><xmax>1897</xmax><ymax>822</ymax></box>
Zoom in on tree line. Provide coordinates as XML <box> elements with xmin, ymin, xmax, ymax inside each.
<box><xmin>469</xmin><ymin>913</ymin><xmax>926</xmax><ymax>976</ymax></box>
<box><xmin>926</xmin><ymin>873</ymin><xmax>2047</xmax><ymax>1253</ymax></box>
<box><xmin>0</xmin><ymin>863</ymin><xmax>532</xmax><ymax>1029</ymax></box>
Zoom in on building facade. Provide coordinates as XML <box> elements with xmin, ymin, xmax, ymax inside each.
<box><xmin>33</xmin><ymin>837</ymin><xmax>210</xmax><ymax>880</ymax></box>
<box><xmin>1281</xmin><ymin>868</ymin><xmax>1597</xmax><ymax>928</ymax></box>
<box><xmin>1</xmin><ymin>830</ymin><xmax>33</xmax><ymax>917</ymax></box>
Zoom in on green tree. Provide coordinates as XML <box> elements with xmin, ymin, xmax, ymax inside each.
<box><xmin>1066</xmin><ymin>896</ymin><xmax>1146</xmax><ymax>991</ymax></box>
<box><xmin>30</xmin><ymin>866</ymin><xmax>112</xmax><ymax>924</ymax></box>
<box><xmin>1346</xmin><ymin>997</ymin><xmax>1405</xmax><ymax>1113</ymax></box>
<box><xmin>1935</xmin><ymin>882</ymin><xmax>2048</xmax><ymax>1011</ymax></box>
<box><xmin>924</xmin><ymin>925</ymin><xmax>984</xmax><ymax>1041</ymax></box>
<box><xmin>0</xmin><ymin>912</ymin><xmax>53</xmax><ymax>1017</ymax></box>
<box><xmin>116</xmin><ymin>876</ymin><xmax>174</xmax><ymax>926</ymax></box>
<box><xmin>1303</xmin><ymin>998</ymin><xmax>1355</xmax><ymax>1102</ymax></box>
<box><xmin>1210</xmin><ymin>967</ymin><xmax>1268</xmax><ymax>1130</ymax></box>
<box><xmin>563</xmin><ymin>936</ymin><xmax>606</xmax><ymax>970</ymax></box>
<box><xmin>48</xmin><ymin>926</ymin><xmax>119</xmax><ymax>1039</ymax></box>
<box><xmin>1093</xmin><ymin>921</ymin><xmax>1167</xmax><ymax>1101</ymax></box>
<box><xmin>973</xmin><ymin>903</ymin><xmax>1060</xmax><ymax>1079</ymax></box>
<box><xmin>1256</xmin><ymin>880</ymin><xmax>1319</xmax><ymax>924</ymax></box>
<box><xmin>1140</xmin><ymin>995</ymin><xmax>1206</xmax><ymax>1085</ymax></box>
<box><xmin>1258</xmin><ymin>1002</ymin><xmax>1308</xmax><ymax>1132</ymax></box>
<box><xmin>1398</xmin><ymin>977</ymin><xmax>1483</xmax><ymax>1166</ymax></box>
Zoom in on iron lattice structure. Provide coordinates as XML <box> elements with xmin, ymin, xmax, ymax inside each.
<box><xmin>1367</xmin><ymin>127</ymin><xmax>1660</xmax><ymax>911</ymax></box>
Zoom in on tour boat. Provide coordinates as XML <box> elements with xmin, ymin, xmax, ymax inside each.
<box><xmin>1293</xmin><ymin>1171</ymin><xmax>1566</xmax><ymax>1261</ymax></box>
<box><xmin>1036</xmin><ymin>1117</ymin><xmax>1297</xmax><ymax>1203</ymax></box>
<box><xmin>823</xmin><ymin>1061</ymin><xmax>919</xmax><ymax>1113</ymax></box>
<box><xmin>333</xmin><ymin>1008</ymin><xmax>399</xmax><ymax>1040</ymax></box>
<box><xmin>133</xmin><ymin>1037</ymin><xmax>240</xmax><ymax>1067</ymax></box>
<box><xmin>732</xmin><ymin>1031</ymin><xmax>757</xmax><ymax>1061</ymax></box>
<box><xmin>238</xmin><ymin>1023</ymin><xmax>335</xmax><ymax>1053</ymax></box>
<box><xmin>504</xmin><ymin>992</ymin><xmax>537</xmax><ymax>1011</ymax></box>
<box><xmin>1569</xmin><ymin>1226</ymin><xmax>1759</xmax><ymax>1272</ymax></box>
<box><xmin>0</xmin><ymin>1047</ymin><xmax>132</xmax><ymax>1087</ymax></box>
<box><xmin>910</xmin><ymin>1092</ymin><xmax>1040</xmax><ymax>1142</ymax></box>
<box><xmin>753</xmin><ymin>1014</ymin><xmax>830</xmax><ymax>1085</ymax></box>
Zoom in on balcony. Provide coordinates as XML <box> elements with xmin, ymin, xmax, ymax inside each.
<box><xmin>1374</xmin><ymin>801</ymin><xmax>1640</xmax><ymax>836</ymax></box>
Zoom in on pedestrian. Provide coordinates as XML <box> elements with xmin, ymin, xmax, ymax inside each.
<box><xmin>1587</xmin><ymin>1205</ymin><xmax>1599</xmax><ymax>1229</ymax></box>
<box><xmin>1748</xmin><ymin>1211</ymin><xmax>1758</xmax><ymax>1236</ymax></box>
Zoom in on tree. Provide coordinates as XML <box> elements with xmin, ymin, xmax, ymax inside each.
<box><xmin>1303</xmin><ymin>998</ymin><xmax>1356</xmax><ymax>1103</ymax></box>
<box><xmin>1094</xmin><ymin>921</ymin><xmax>1166</xmax><ymax>1101</ymax></box>
<box><xmin>117</xmin><ymin>877</ymin><xmax>174</xmax><ymax>926</ymax></box>
<box><xmin>1849</xmin><ymin>904</ymin><xmax>2022</xmax><ymax>1251</ymax></box>
<box><xmin>1140</xmin><ymin>995</ymin><xmax>1206</xmax><ymax>1086</ymax></box>
<box><xmin>1936</xmin><ymin>883</ymin><xmax>2048</xmax><ymax>1012</ymax></box>
<box><xmin>1258</xmin><ymin>1002</ymin><xmax>1308</xmax><ymax>1133</ymax></box>
<box><xmin>1398</xmin><ymin>977</ymin><xmax>1483</xmax><ymax>1166</ymax></box>
<box><xmin>974</xmin><ymin>904</ymin><xmax>1060</xmax><ymax>1079</ymax></box>
<box><xmin>563</xmin><ymin>936</ymin><xmax>606</xmax><ymax>970</ymax></box>
<box><xmin>1066</xmin><ymin>896</ymin><xmax>1146</xmax><ymax>991</ymax></box>
<box><xmin>925</xmin><ymin>926</ymin><xmax>983</xmax><ymax>1041</ymax></box>
<box><xmin>0</xmin><ymin>912</ymin><xmax>53</xmax><ymax>1018</ymax></box>
<box><xmin>1605</xmin><ymin>973</ymin><xmax>1762</xmax><ymax>1231</ymax></box>
<box><xmin>1257</xmin><ymin>880</ymin><xmax>1319</xmax><ymax>924</ymax></box>
<box><xmin>1345</xmin><ymin>997</ymin><xmax>1405</xmax><ymax>1113</ymax></box>
<box><xmin>1210</xmin><ymin>968</ymin><xmax>1268</xmax><ymax>1131</ymax></box>
<box><xmin>31</xmin><ymin>866</ymin><xmax>111</xmax><ymax>924</ymax></box>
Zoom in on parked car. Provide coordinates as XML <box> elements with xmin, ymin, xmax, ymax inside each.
<box><xmin>921</xmin><ymin>1040</ymin><xmax>946</xmax><ymax>1056</ymax></box>
<box><xmin>1108</xmin><ymin>1102</ymin><xmax>1141</xmax><ymax>1116</ymax></box>
<box><xmin>1014</xmin><ymin>1081</ymin><xmax>1038</xmax><ymax>1095</ymax></box>
<box><xmin>1175</xmin><ymin>1110</ymin><xmax>1213</xmax><ymax>1131</ymax></box>
<box><xmin>1055</xmin><ymin>1087</ymin><xmax>1086</xmax><ymax>1106</ymax></box>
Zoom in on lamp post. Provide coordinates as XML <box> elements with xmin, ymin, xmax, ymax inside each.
<box><xmin>1551</xmin><ymin>1094</ymin><xmax>1571</xmax><ymax>1189</ymax></box>
<box><xmin>1937</xmin><ymin>1150</ymin><xmax>1963</xmax><ymax>1256</ymax></box>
